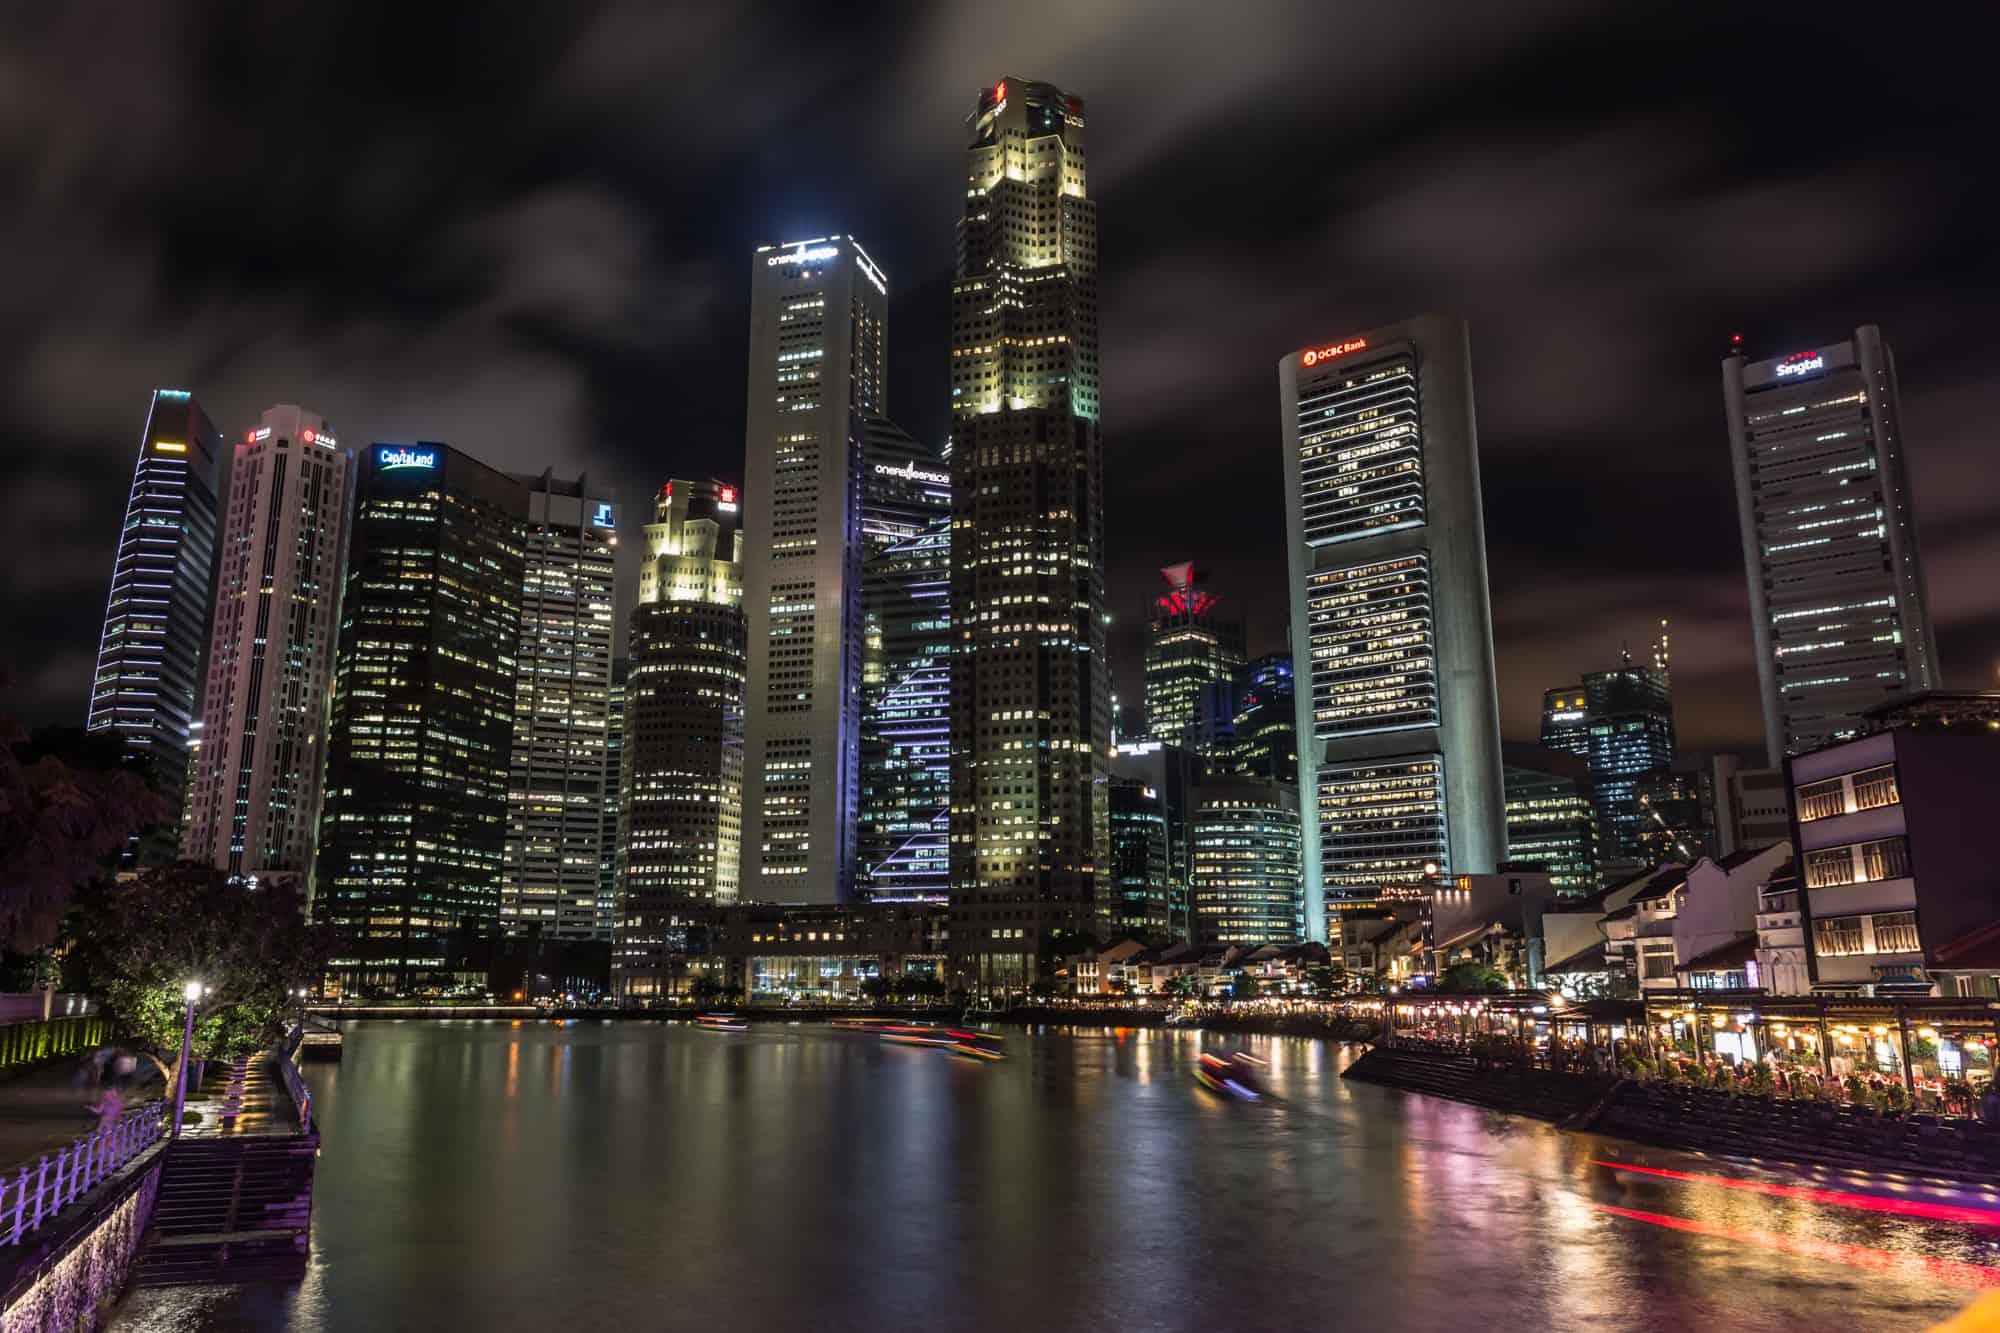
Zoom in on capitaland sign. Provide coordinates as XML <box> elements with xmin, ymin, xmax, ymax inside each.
<box><xmin>377</xmin><ymin>446</ymin><xmax>439</xmax><ymax>471</ymax></box>
<box><xmin>767</xmin><ymin>245</ymin><xmax>839</xmax><ymax>267</ymax></box>
<box><xmin>1300</xmin><ymin>338</ymin><xmax>1367</xmax><ymax>367</ymax></box>
<box><xmin>872</xmin><ymin>461</ymin><xmax>950</xmax><ymax>485</ymax></box>
<box><xmin>1774</xmin><ymin>351</ymin><xmax>1826</xmax><ymax>379</ymax></box>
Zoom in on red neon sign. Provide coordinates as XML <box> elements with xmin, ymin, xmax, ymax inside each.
<box><xmin>1300</xmin><ymin>338</ymin><xmax>1367</xmax><ymax>367</ymax></box>
<box><xmin>301</xmin><ymin>428</ymin><xmax>315</xmax><ymax>443</ymax></box>
<box><xmin>994</xmin><ymin>81</ymin><xmax>1006</xmax><ymax>103</ymax></box>
<box><xmin>719</xmin><ymin>486</ymin><xmax>737</xmax><ymax>504</ymax></box>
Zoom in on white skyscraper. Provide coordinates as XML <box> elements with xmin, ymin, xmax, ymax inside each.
<box><xmin>183</xmin><ymin>405</ymin><xmax>354</xmax><ymax>887</ymax></box>
<box><xmin>739</xmin><ymin>235</ymin><xmax>889</xmax><ymax>903</ymax></box>
<box><xmin>1278</xmin><ymin>314</ymin><xmax>1507</xmax><ymax>940</ymax></box>
<box><xmin>503</xmin><ymin>471</ymin><xmax>619</xmax><ymax>939</ymax></box>
<box><xmin>1723</xmin><ymin>326</ymin><xmax>1938</xmax><ymax>764</ymax></box>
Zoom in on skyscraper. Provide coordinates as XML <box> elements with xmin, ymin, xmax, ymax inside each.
<box><xmin>182</xmin><ymin>406</ymin><xmax>354</xmax><ymax>889</ymax></box>
<box><xmin>1228</xmin><ymin>654</ymin><xmax>1298</xmax><ymax>785</ymax></box>
<box><xmin>614</xmin><ymin>480</ymin><xmax>745</xmax><ymax>1002</ymax></box>
<box><xmin>502</xmin><ymin>471</ymin><xmax>618</xmax><ymax>941</ymax></box>
<box><xmin>1539</xmin><ymin>686</ymin><xmax>1590</xmax><ymax>758</ymax></box>
<box><xmin>317</xmin><ymin>443</ymin><xmax>527</xmax><ymax>994</ymax></box>
<box><xmin>1105</xmin><ymin>777</ymin><xmax>1171</xmax><ymax>941</ymax></box>
<box><xmin>1279</xmin><ymin>314</ymin><xmax>1506</xmax><ymax>940</ymax></box>
<box><xmin>1724</xmin><ymin>326</ymin><xmax>1938</xmax><ymax>764</ymax></box>
<box><xmin>1580</xmin><ymin>651</ymin><xmax>1676</xmax><ymax>872</ymax></box>
<box><xmin>1502</xmin><ymin>742</ymin><xmax>1600</xmax><ymax>897</ymax></box>
<box><xmin>858</xmin><ymin>421</ymin><xmax>952</xmax><ymax>902</ymax></box>
<box><xmin>948</xmin><ymin>77</ymin><xmax>1109</xmax><ymax>991</ymax></box>
<box><xmin>1190</xmin><ymin>778</ymin><xmax>1304</xmax><ymax>948</ymax></box>
<box><xmin>1111</xmin><ymin>740</ymin><xmax>1203</xmax><ymax>945</ymax></box>
<box><xmin>740</xmin><ymin>234</ymin><xmax>888</xmax><ymax>904</ymax></box>
<box><xmin>1143</xmin><ymin>563</ymin><xmax>1245</xmax><ymax>753</ymax></box>
<box><xmin>87</xmin><ymin>389</ymin><xmax>223</xmax><ymax>803</ymax></box>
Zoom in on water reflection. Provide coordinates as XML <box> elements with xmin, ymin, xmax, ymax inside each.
<box><xmin>111</xmin><ymin>1022</ymin><xmax>1986</xmax><ymax>1332</ymax></box>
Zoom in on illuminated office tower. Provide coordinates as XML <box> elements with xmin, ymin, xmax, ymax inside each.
<box><xmin>1229</xmin><ymin>654</ymin><xmax>1298</xmax><ymax>784</ymax></box>
<box><xmin>1106</xmin><ymin>777</ymin><xmax>1171</xmax><ymax>941</ymax></box>
<box><xmin>948</xmin><ymin>76</ymin><xmax>1109</xmax><ymax>990</ymax></box>
<box><xmin>1144</xmin><ymin>562</ymin><xmax>1245</xmax><ymax>753</ymax></box>
<box><xmin>614</xmin><ymin>480</ymin><xmax>745</xmax><ymax>1002</ymax></box>
<box><xmin>860</xmin><ymin>440</ymin><xmax>952</xmax><ymax>896</ymax></box>
<box><xmin>502</xmin><ymin>472</ymin><xmax>618</xmax><ymax>940</ymax></box>
<box><xmin>317</xmin><ymin>443</ymin><xmax>527</xmax><ymax>994</ymax></box>
<box><xmin>1502</xmin><ymin>743</ymin><xmax>1600</xmax><ymax>897</ymax></box>
<box><xmin>858</xmin><ymin>427</ymin><xmax>952</xmax><ymax>902</ymax></box>
<box><xmin>1279</xmin><ymin>314</ymin><xmax>1506</xmax><ymax>941</ymax></box>
<box><xmin>740</xmin><ymin>235</ymin><xmax>888</xmax><ymax>904</ymax></box>
<box><xmin>599</xmin><ymin>656</ymin><xmax>628</xmax><ymax>936</ymax></box>
<box><xmin>1189</xmin><ymin>778</ymin><xmax>1304</xmax><ymax>948</ymax></box>
<box><xmin>1539</xmin><ymin>686</ymin><xmax>1590</xmax><ymax>758</ymax></box>
<box><xmin>1723</xmin><ymin>327</ymin><xmax>1938</xmax><ymax>763</ymax></box>
<box><xmin>87</xmin><ymin>390</ymin><xmax>223</xmax><ymax>804</ymax></box>
<box><xmin>182</xmin><ymin>406</ymin><xmax>354</xmax><ymax>888</ymax></box>
<box><xmin>1580</xmin><ymin>651</ymin><xmax>1676</xmax><ymax>871</ymax></box>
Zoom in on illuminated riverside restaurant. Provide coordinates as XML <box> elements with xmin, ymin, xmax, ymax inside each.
<box><xmin>1381</xmin><ymin>989</ymin><xmax>2000</xmax><ymax>1115</ymax></box>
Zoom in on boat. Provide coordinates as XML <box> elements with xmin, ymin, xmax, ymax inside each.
<box><xmin>1194</xmin><ymin>1050</ymin><xmax>1267</xmax><ymax>1100</ymax></box>
<box><xmin>946</xmin><ymin>1030</ymin><xmax>1006</xmax><ymax>1062</ymax></box>
<box><xmin>694</xmin><ymin>1012</ymin><xmax>749</xmax><ymax>1032</ymax></box>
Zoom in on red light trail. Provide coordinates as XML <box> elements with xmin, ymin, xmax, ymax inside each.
<box><xmin>1592</xmin><ymin>1204</ymin><xmax>2000</xmax><ymax>1288</ymax></box>
<box><xmin>1593</xmin><ymin>1160</ymin><xmax>2000</xmax><ymax>1228</ymax></box>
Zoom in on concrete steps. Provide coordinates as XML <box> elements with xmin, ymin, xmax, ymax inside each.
<box><xmin>132</xmin><ymin>1136</ymin><xmax>316</xmax><ymax>1285</ymax></box>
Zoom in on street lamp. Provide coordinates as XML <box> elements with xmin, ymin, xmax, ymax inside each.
<box><xmin>172</xmin><ymin>980</ymin><xmax>204</xmax><ymax>1139</ymax></box>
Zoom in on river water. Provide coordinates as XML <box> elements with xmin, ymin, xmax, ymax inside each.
<box><xmin>112</xmin><ymin>1020</ymin><xmax>1997</xmax><ymax>1331</ymax></box>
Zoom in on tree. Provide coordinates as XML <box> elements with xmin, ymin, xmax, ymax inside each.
<box><xmin>66</xmin><ymin>862</ymin><xmax>331</xmax><ymax>1096</ymax></box>
<box><xmin>1438</xmin><ymin>961</ymin><xmax>1508</xmax><ymax>994</ymax></box>
<box><xmin>1231</xmin><ymin>973</ymin><xmax>1260</xmax><ymax>1001</ymax></box>
<box><xmin>0</xmin><ymin>714</ymin><xmax>173</xmax><ymax>951</ymax></box>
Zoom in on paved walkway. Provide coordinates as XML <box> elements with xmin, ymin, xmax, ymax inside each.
<box><xmin>0</xmin><ymin>1058</ymin><xmax>167</xmax><ymax>1171</ymax></box>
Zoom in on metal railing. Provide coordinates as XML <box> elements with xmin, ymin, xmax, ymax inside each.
<box><xmin>0</xmin><ymin>1101</ymin><xmax>166</xmax><ymax>1247</ymax></box>
<box><xmin>278</xmin><ymin>1026</ymin><xmax>313</xmax><ymax>1134</ymax></box>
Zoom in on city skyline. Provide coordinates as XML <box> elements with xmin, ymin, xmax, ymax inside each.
<box><xmin>9</xmin><ymin>7</ymin><xmax>1997</xmax><ymax>763</ymax></box>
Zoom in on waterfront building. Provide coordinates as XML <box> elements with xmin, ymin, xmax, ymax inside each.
<box><xmin>1189</xmin><ymin>778</ymin><xmax>1303</xmax><ymax>948</ymax></box>
<box><xmin>1501</xmin><ymin>743</ymin><xmax>1599</xmax><ymax>896</ymax></box>
<box><xmin>502</xmin><ymin>472</ymin><xmax>618</xmax><ymax>941</ymax></box>
<box><xmin>1788</xmin><ymin>727</ymin><xmax>2000</xmax><ymax>998</ymax></box>
<box><xmin>317</xmin><ymin>443</ymin><xmax>527</xmax><ymax>994</ymax></box>
<box><xmin>182</xmin><ymin>406</ymin><xmax>354</xmax><ymax>889</ymax></box>
<box><xmin>614</xmin><ymin>480</ymin><xmax>746</xmax><ymax>1004</ymax></box>
<box><xmin>1106</xmin><ymin>777</ymin><xmax>1171</xmax><ymax>942</ymax></box>
<box><xmin>948</xmin><ymin>77</ymin><xmax>1109</xmax><ymax>990</ymax></box>
<box><xmin>1723</xmin><ymin>327</ymin><xmax>1939</xmax><ymax>764</ymax></box>
<box><xmin>87</xmin><ymin>389</ymin><xmax>224</xmax><ymax>806</ymax></box>
<box><xmin>858</xmin><ymin>424</ymin><xmax>952</xmax><ymax>902</ymax></box>
<box><xmin>1111</xmin><ymin>740</ymin><xmax>1203</xmax><ymax>944</ymax></box>
<box><xmin>1228</xmin><ymin>654</ymin><xmax>1298</xmax><ymax>785</ymax></box>
<box><xmin>1755</xmin><ymin>860</ymin><xmax>1809</xmax><ymax>995</ymax></box>
<box><xmin>1143</xmin><ymin>562</ymin><xmax>1244</xmax><ymax>754</ymax></box>
<box><xmin>1278</xmin><ymin>314</ymin><xmax>1507</xmax><ymax>938</ymax></box>
<box><xmin>740</xmin><ymin>234</ymin><xmax>889</xmax><ymax>905</ymax></box>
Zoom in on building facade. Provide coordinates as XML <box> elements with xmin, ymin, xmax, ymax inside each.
<box><xmin>1788</xmin><ymin>728</ymin><xmax>2000</xmax><ymax>998</ymax></box>
<box><xmin>182</xmin><ymin>405</ymin><xmax>354</xmax><ymax>889</ymax></box>
<box><xmin>87</xmin><ymin>389</ymin><xmax>224</xmax><ymax>804</ymax></box>
<box><xmin>740</xmin><ymin>234</ymin><xmax>889</xmax><ymax>905</ymax></box>
<box><xmin>1228</xmin><ymin>654</ymin><xmax>1298</xmax><ymax>785</ymax></box>
<box><xmin>1143</xmin><ymin>562</ymin><xmax>1244</xmax><ymax>753</ymax></box>
<box><xmin>948</xmin><ymin>77</ymin><xmax>1110</xmax><ymax>989</ymax></box>
<box><xmin>1189</xmin><ymin>778</ymin><xmax>1303</xmax><ymax>948</ymax></box>
<box><xmin>614</xmin><ymin>480</ymin><xmax>746</xmax><ymax>1004</ymax></box>
<box><xmin>316</xmin><ymin>443</ymin><xmax>527</xmax><ymax>994</ymax></box>
<box><xmin>858</xmin><ymin>424</ymin><xmax>952</xmax><ymax>902</ymax></box>
<box><xmin>1723</xmin><ymin>327</ymin><xmax>1939</xmax><ymax>764</ymax></box>
<box><xmin>502</xmin><ymin>472</ymin><xmax>618</xmax><ymax>941</ymax></box>
<box><xmin>1106</xmin><ymin>777</ymin><xmax>1171</xmax><ymax>941</ymax></box>
<box><xmin>1501</xmin><ymin>743</ymin><xmax>1600</xmax><ymax>897</ymax></box>
<box><xmin>1278</xmin><ymin>314</ymin><xmax>1506</xmax><ymax>940</ymax></box>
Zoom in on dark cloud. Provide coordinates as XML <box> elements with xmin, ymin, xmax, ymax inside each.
<box><xmin>2</xmin><ymin>0</ymin><xmax>1996</xmax><ymax>755</ymax></box>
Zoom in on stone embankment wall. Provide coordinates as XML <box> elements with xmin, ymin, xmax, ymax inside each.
<box><xmin>0</xmin><ymin>1147</ymin><xmax>165</xmax><ymax>1333</ymax></box>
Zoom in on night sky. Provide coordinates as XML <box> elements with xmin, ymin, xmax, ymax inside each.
<box><xmin>5</xmin><ymin>2</ymin><xmax>1996</xmax><ymax>753</ymax></box>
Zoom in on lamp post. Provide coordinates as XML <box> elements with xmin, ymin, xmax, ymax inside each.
<box><xmin>171</xmin><ymin>980</ymin><xmax>203</xmax><ymax>1139</ymax></box>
